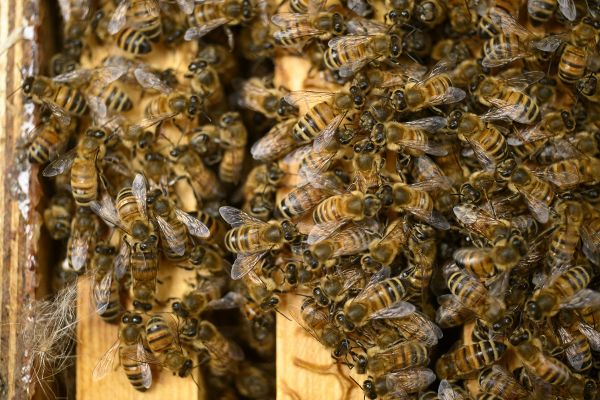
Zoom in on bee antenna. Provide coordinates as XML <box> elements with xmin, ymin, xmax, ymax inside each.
<box><xmin>275</xmin><ymin>307</ymin><xmax>292</xmax><ymax>321</ymax></box>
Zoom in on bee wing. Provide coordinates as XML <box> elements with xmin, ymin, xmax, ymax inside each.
<box><xmin>558</xmin><ymin>0</ymin><xmax>576</xmax><ymax>20</ymax></box>
<box><xmin>505</xmin><ymin>71</ymin><xmax>545</xmax><ymax>90</ymax></box>
<box><xmin>425</xmin><ymin>56</ymin><xmax>459</xmax><ymax>80</ymax></box>
<box><xmin>561</xmin><ymin>288</ymin><xmax>600</xmax><ymax>310</ymax></box>
<box><xmin>128</xmin><ymin>110</ymin><xmax>180</xmax><ymax>134</ymax></box>
<box><xmin>93</xmin><ymin>272</ymin><xmax>113</xmax><ymax>314</ymax></box>
<box><xmin>438</xmin><ymin>379</ymin><xmax>460</xmax><ymax>400</ymax></box>
<box><xmin>339</xmin><ymin>56</ymin><xmax>378</xmax><ymax>78</ymax></box>
<box><xmin>404</xmin><ymin>116</ymin><xmax>447</xmax><ymax>133</ymax></box>
<box><xmin>465</xmin><ymin>137</ymin><xmax>497</xmax><ymax>171</ymax></box>
<box><xmin>313</xmin><ymin>113</ymin><xmax>345</xmax><ymax>152</ymax></box>
<box><xmin>134</xmin><ymin>67</ymin><xmax>173</xmax><ymax>94</ymax></box>
<box><xmin>386</xmin><ymin>368</ymin><xmax>436</xmax><ymax>395</ymax></box>
<box><xmin>108</xmin><ymin>0</ymin><xmax>129</xmax><ymax>34</ymax></box>
<box><xmin>251</xmin><ymin>118</ymin><xmax>296</xmax><ymax>161</ymax></box>
<box><xmin>337</xmin><ymin>267</ymin><xmax>366</xmax><ymax>292</ymax></box>
<box><xmin>347</xmin><ymin>0</ymin><xmax>371</xmax><ymax>16</ymax></box>
<box><xmin>394</xmin><ymin>137</ymin><xmax>449</xmax><ymax>156</ymax></box>
<box><xmin>369</xmin><ymin>301</ymin><xmax>416</xmax><ymax>320</ymax></box>
<box><xmin>490</xmin><ymin>9</ymin><xmax>531</xmax><ymax>37</ymax></box>
<box><xmin>90</xmin><ymin>195</ymin><xmax>126</xmax><ymax>231</ymax></box>
<box><xmin>176</xmin><ymin>0</ymin><xmax>195</xmax><ymax>14</ymax></box>
<box><xmin>346</xmin><ymin>18</ymin><xmax>387</xmax><ymax>35</ymax></box>
<box><xmin>114</xmin><ymin>240</ymin><xmax>130</xmax><ymax>280</ymax></box>
<box><xmin>219</xmin><ymin>206</ymin><xmax>265</xmax><ymax>228</ymax></box>
<box><xmin>86</xmin><ymin>95</ymin><xmax>108</xmax><ymax>121</ymax></box>
<box><xmin>175</xmin><ymin>209</ymin><xmax>210</xmax><ymax>238</ymax></box>
<box><xmin>307</xmin><ymin>220</ymin><xmax>347</xmax><ymax>245</ymax></box>
<box><xmin>271</xmin><ymin>12</ymin><xmax>311</xmax><ymax>27</ymax></box>
<box><xmin>482</xmin><ymin>45</ymin><xmax>530</xmax><ymax>68</ymax></box>
<box><xmin>46</xmin><ymin>101</ymin><xmax>72</xmax><ymax>126</ymax></box>
<box><xmin>581</xmin><ymin>224</ymin><xmax>600</xmax><ymax>265</ymax></box>
<box><xmin>231</xmin><ymin>252</ymin><xmax>265</xmax><ymax>280</ymax></box>
<box><xmin>156</xmin><ymin>216</ymin><xmax>186</xmax><ymax>257</ymax></box>
<box><xmin>558</xmin><ymin>326</ymin><xmax>586</xmax><ymax>371</ymax></box>
<box><xmin>429</xmin><ymin>87</ymin><xmax>466</xmax><ymax>106</ymax></box>
<box><xmin>516</xmin><ymin>188</ymin><xmax>550</xmax><ymax>224</ymax></box>
<box><xmin>578</xmin><ymin>322</ymin><xmax>600</xmax><ymax>351</ymax></box>
<box><xmin>137</xmin><ymin>343</ymin><xmax>153</xmax><ymax>389</ymax></box>
<box><xmin>284</xmin><ymin>91</ymin><xmax>336</xmax><ymax>109</ymax></box>
<box><xmin>533</xmin><ymin>34</ymin><xmax>566</xmax><ymax>52</ymax></box>
<box><xmin>132</xmin><ymin>173</ymin><xmax>148</xmax><ymax>220</ymax></box>
<box><xmin>480</xmin><ymin>106</ymin><xmax>516</xmax><ymax>123</ymax></box>
<box><xmin>92</xmin><ymin>339</ymin><xmax>119</xmax><ymax>381</ymax></box>
<box><xmin>184</xmin><ymin>18</ymin><xmax>230</xmax><ymax>40</ymax></box>
<box><xmin>403</xmin><ymin>205</ymin><xmax>451</xmax><ymax>230</ymax></box>
<box><xmin>543</xmin><ymin>166</ymin><xmax>581</xmax><ymax>188</ymax></box>
<box><xmin>42</xmin><ymin>148</ymin><xmax>76</xmax><ymax>177</ymax></box>
<box><xmin>239</xmin><ymin>79</ymin><xmax>276</xmax><ymax>112</ymax></box>
<box><xmin>207</xmin><ymin>291</ymin><xmax>244</xmax><ymax>310</ymax></box>
<box><xmin>70</xmin><ymin>229</ymin><xmax>92</xmax><ymax>272</ymax></box>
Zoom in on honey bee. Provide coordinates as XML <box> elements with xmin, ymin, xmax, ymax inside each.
<box><xmin>387</xmin><ymin>310</ymin><xmax>444</xmax><ymax>346</ymax></box>
<box><xmin>471</xmin><ymin>72</ymin><xmax>544</xmax><ymax>125</ymax></box>
<box><xmin>310</xmin><ymin>191</ymin><xmax>380</xmax><ymax>237</ymax></box>
<box><xmin>368</xmin><ymin>218</ymin><xmax>412</xmax><ymax>266</ymax></box>
<box><xmin>169</xmin><ymin>145</ymin><xmax>225</xmax><ymax>201</ymax></box>
<box><xmin>217</xmin><ymin>112</ymin><xmax>247</xmax><ymax>184</ymax></box>
<box><xmin>547</xmin><ymin>201</ymin><xmax>585</xmax><ymax>269</ymax></box>
<box><xmin>507</xmin><ymin>165</ymin><xmax>554</xmax><ymax>223</ymax></box>
<box><xmin>196</xmin><ymin>320</ymin><xmax>245</xmax><ymax>376</ymax></box>
<box><xmin>385</xmin><ymin>182</ymin><xmax>451</xmax><ymax>230</ymax></box>
<box><xmin>92</xmin><ymin>244</ymin><xmax>122</xmax><ymax>323</ymax></box>
<box><xmin>220</xmin><ymin>206</ymin><xmax>298</xmax><ymax>279</ymax></box>
<box><xmin>413</xmin><ymin>0</ymin><xmax>446</xmax><ymax>28</ymax></box>
<box><xmin>185</xmin><ymin>0</ymin><xmax>260</xmax><ymax>48</ymax></box>
<box><xmin>443</xmin><ymin>262</ymin><xmax>505</xmax><ymax>321</ymax></box>
<box><xmin>556</xmin><ymin>310</ymin><xmax>594</xmax><ymax>372</ymax></box>
<box><xmin>478</xmin><ymin>0</ymin><xmax>522</xmax><ymax>38</ymax></box>
<box><xmin>185</xmin><ymin>60</ymin><xmax>224</xmax><ymax>108</ymax></box>
<box><xmin>578</xmin><ymin>72</ymin><xmax>600</xmax><ymax>103</ymax></box>
<box><xmin>392</xmin><ymin>58</ymin><xmax>466</xmax><ymax>113</ymax></box>
<box><xmin>323</xmin><ymin>19</ymin><xmax>403</xmax><ymax>77</ymax></box>
<box><xmin>354</xmin><ymin>340</ymin><xmax>429</xmax><ymax>376</ymax></box>
<box><xmin>362</xmin><ymin>367</ymin><xmax>436</xmax><ymax>399</ymax></box>
<box><xmin>402</xmin><ymin>223</ymin><xmax>437</xmax><ymax>304</ymax></box>
<box><xmin>478</xmin><ymin>365</ymin><xmax>531</xmax><ymax>400</ymax></box>
<box><xmin>436</xmin><ymin>340</ymin><xmax>507</xmax><ymax>380</ymax></box>
<box><xmin>145</xmin><ymin>314</ymin><xmax>194</xmax><ymax>377</ymax></box>
<box><xmin>93</xmin><ymin>312</ymin><xmax>152</xmax><ymax>391</ymax></box>
<box><xmin>107</xmin><ymin>0</ymin><xmax>162</xmax><ymax>55</ymax></box>
<box><xmin>251</xmin><ymin>118</ymin><xmax>299</xmax><ymax>162</ymax></box>
<box><xmin>342</xmin><ymin>266</ymin><xmax>416</xmax><ymax>328</ymax></box>
<box><xmin>65</xmin><ymin>207</ymin><xmax>99</xmax><ymax>274</ymax></box>
<box><xmin>542</xmin><ymin>157</ymin><xmax>600</xmax><ymax>191</ymax></box>
<box><xmin>527</xmin><ymin>0</ymin><xmax>576</xmax><ymax>24</ymax></box>
<box><xmin>555</xmin><ymin>19</ymin><xmax>599</xmax><ymax>85</ymax></box>
<box><xmin>24</xmin><ymin>111</ymin><xmax>72</xmax><ymax>165</ymax></box>
<box><xmin>129</xmin><ymin>92</ymin><xmax>202</xmax><ymax>135</ymax></box>
<box><xmin>43</xmin><ymin>191</ymin><xmax>75</xmax><ymax>240</ymax></box>
<box><xmin>374</xmin><ymin>117</ymin><xmax>448</xmax><ymax>157</ymax></box>
<box><xmin>238</xmin><ymin>76</ymin><xmax>290</xmax><ymax>120</ymax></box>
<box><xmin>453</xmin><ymin>203</ymin><xmax>512</xmax><ymax>244</ymax></box>
<box><xmin>526</xmin><ymin>263</ymin><xmax>596</xmax><ymax>320</ymax></box>
<box><xmin>308</xmin><ymin>222</ymin><xmax>377</xmax><ymax>262</ymax></box>
<box><xmin>436</xmin><ymin>293</ymin><xmax>475</xmax><ymax>328</ymax></box>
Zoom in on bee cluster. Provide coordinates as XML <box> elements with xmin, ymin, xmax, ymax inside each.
<box><xmin>23</xmin><ymin>0</ymin><xmax>600</xmax><ymax>398</ymax></box>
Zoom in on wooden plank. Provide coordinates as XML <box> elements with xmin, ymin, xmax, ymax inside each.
<box><xmin>274</xmin><ymin>55</ymin><xmax>362</xmax><ymax>400</ymax></box>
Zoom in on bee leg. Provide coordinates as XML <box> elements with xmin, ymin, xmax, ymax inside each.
<box><xmin>225</xmin><ymin>26</ymin><xmax>234</xmax><ymax>50</ymax></box>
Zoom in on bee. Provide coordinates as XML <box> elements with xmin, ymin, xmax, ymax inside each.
<box><xmin>453</xmin><ymin>204</ymin><xmax>512</xmax><ymax>244</ymax></box>
<box><xmin>368</xmin><ymin>218</ymin><xmax>412</xmax><ymax>266</ymax></box>
<box><xmin>342</xmin><ymin>266</ymin><xmax>416</xmax><ymax>328</ymax></box>
<box><xmin>92</xmin><ymin>244</ymin><xmax>122</xmax><ymax>323</ymax></box>
<box><xmin>362</xmin><ymin>367</ymin><xmax>436</xmax><ymax>399</ymax></box>
<box><xmin>185</xmin><ymin>60</ymin><xmax>224</xmax><ymax>108</ymax></box>
<box><xmin>284</xmin><ymin>87</ymin><xmax>364</xmax><ymax>148</ymax></box>
<box><xmin>401</xmin><ymin>224</ymin><xmax>437</xmax><ymax>304</ymax></box>
<box><xmin>169</xmin><ymin>145</ymin><xmax>225</xmax><ymax>201</ymax></box>
<box><xmin>217</xmin><ymin>112</ymin><xmax>247</xmax><ymax>184</ymax></box>
<box><xmin>65</xmin><ymin>207</ymin><xmax>99</xmax><ymax>273</ymax></box>
<box><xmin>323</xmin><ymin>19</ymin><xmax>403</xmax><ymax>77</ymax></box>
<box><xmin>374</xmin><ymin>117</ymin><xmax>448</xmax><ymax>157</ymax></box>
<box><xmin>238</xmin><ymin>76</ymin><xmax>290</xmax><ymax>120</ymax></box>
<box><xmin>392</xmin><ymin>58</ymin><xmax>466</xmax><ymax>113</ymax></box>
<box><xmin>556</xmin><ymin>309</ymin><xmax>594</xmax><ymax>372</ymax></box>
<box><xmin>309</xmin><ymin>222</ymin><xmax>377</xmax><ymax>262</ymax></box>
<box><xmin>528</xmin><ymin>0</ymin><xmax>576</xmax><ymax>24</ymax></box>
<box><xmin>129</xmin><ymin>92</ymin><xmax>202</xmax><ymax>135</ymax></box>
<box><xmin>413</xmin><ymin>0</ymin><xmax>446</xmax><ymax>28</ymax></box>
<box><xmin>578</xmin><ymin>72</ymin><xmax>600</xmax><ymax>103</ymax></box>
<box><xmin>107</xmin><ymin>0</ymin><xmax>162</xmax><ymax>54</ymax></box>
<box><xmin>311</xmin><ymin>190</ymin><xmax>380</xmax><ymax>233</ymax></box>
<box><xmin>471</xmin><ymin>72</ymin><xmax>543</xmax><ymax>125</ymax></box>
<box><xmin>547</xmin><ymin>201</ymin><xmax>585</xmax><ymax>269</ymax></box>
<box><xmin>196</xmin><ymin>320</ymin><xmax>244</xmax><ymax>376</ymax></box>
<box><xmin>436</xmin><ymin>293</ymin><xmax>475</xmax><ymax>328</ymax></box>
<box><xmin>526</xmin><ymin>264</ymin><xmax>596</xmax><ymax>320</ymax></box>
<box><xmin>24</xmin><ymin>112</ymin><xmax>72</xmax><ymax>165</ymax></box>
<box><xmin>478</xmin><ymin>0</ymin><xmax>522</xmax><ymax>38</ymax></box>
<box><xmin>556</xmin><ymin>19</ymin><xmax>598</xmax><ymax>85</ymax></box>
<box><xmin>296</xmin><ymin>298</ymin><xmax>351</xmax><ymax>358</ymax></box>
<box><xmin>145</xmin><ymin>314</ymin><xmax>194</xmax><ymax>377</ymax></box>
<box><xmin>443</xmin><ymin>262</ymin><xmax>505</xmax><ymax>321</ymax></box>
<box><xmin>251</xmin><ymin>119</ymin><xmax>300</xmax><ymax>162</ymax></box>
<box><xmin>185</xmin><ymin>0</ymin><xmax>259</xmax><ymax>48</ymax></box>
<box><xmin>507</xmin><ymin>165</ymin><xmax>554</xmax><ymax>223</ymax></box>
<box><xmin>314</xmin><ymin>264</ymin><xmax>366</xmax><ymax>306</ymax></box>
<box><xmin>581</xmin><ymin>214</ymin><xmax>600</xmax><ymax>265</ymax></box>
<box><xmin>542</xmin><ymin>157</ymin><xmax>600</xmax><ymax>191</ymax></box>
<box><xmin>385</xmin><ymin>182</ymin><xmax>451</xmax><ymax>230</ymax></box>
<box><xmin>436</xmin><ymin>340</ymin><xmax>507</xmax><ymax>380</ymax></box>
<box><xmin>220</xmin><ymin>206</ymin><xmax>298</xmax><ymax>280</ymax></box>
<box><xmin>386</xmin><ymin>310</ymin><xmax>443</xmax><ymax>346</ymax></box>
<box><xmin>93</xmin><ymin>312</ymin><xmax>152</xmax><ymax>391</ymax></box>
<box><xmin>354</xmin><ymin>340</ymin><xmax>429</xmax><ymax>376</ymax></box>
<box><xmin>478</xmin><ymin>365</ymin><xmax>531</xmax><ymax>400</ymax></box>
<box><xmin>22</xmin><ymin>75</ymin><xmax>88</xmax><ymax>126</ymax></box>
<box><xmin>43</xmin><ymin>191</ymin><xmax>75</xmax><ymax>240</ymax></box>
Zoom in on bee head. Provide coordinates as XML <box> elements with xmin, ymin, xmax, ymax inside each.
<box><xmin>391</xmin><ymin>89</ymin><xmax>406</xmax><ymax>111</ymax></box>
<box><xmin>171</xmin><ymin>301</ymin><xmax>189</xmax><ymax>318</ymax></box>
<box><xmin>22</xmin><ymin>76</ymin><xmax>35</xmax><ymax>94</ymax></box>
<box><xmin>362</xmin><ymin>379</ymin><xmax>377</xmax><ymax>399</ymax></box>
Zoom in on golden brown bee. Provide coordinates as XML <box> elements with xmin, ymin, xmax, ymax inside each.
<box><xmin>362</xmin><ymin>367</ymin><xmax>436</xmax><ymax>399</ymax></box>
<box><xmin>107</xmin><ymin>0</ymin><xmax>162</xmax><ymax>54</ymax></box>
<box><xmin>309</xmin><ymin>222</ymin><xmax>376</xmax><ymax>262</ymax></box>
<box><xmin>402</xmin><ymin>223</ymin><xmax>437</xmax><ymax>305</ymax></box>
<box><xmin>385</xmin><ymin>182</ymin><xmax>451</xmax><ymax>230</ymax></box>
<box><xmin>25</xmin><ymin>114</ymin><xmax>71</xmax><ymax>164</ymax></box>
<box><xmin>196</xmin><ymin>320</ymin><xmax>244</xmax><ymax>376</ymax></box>
<box><xmin>547</xmin><ymin>201</ymin><xmax>586</xmax><ymax>269</ymax></box>
<box><xmin>251</xmin><ymin>118</ymin><xmax>299</xmax><ymax>162</ymax></box>
<box><xmin>453</xmin><ymin>235</ymin><xmax>526</xmax><ymax>280</ymax></box>
<box><xmin>145</xmin><ymin>314</ymin><xmax>194</xmax><ymax>377</ymax></box>
<box><xmin>526</xmin><ymin>264</ymin><xmax>595</xmax><ymax>321</ymax></box>
<box><xmin>93</xmin><ymin>312</ymin><xmax>152</xmax><ymax>391</ymax></box>
<box><xmin>393</xmin><ymin>58</ymin><xmax>465</xmax><ymax>113</ymax></box>
<box><xmin>323</xmin><ymin>20</ymin><xmax>403</xmax><ymax>77</ymax></box>
<box><xmin>542</xmin><ymin>157</ymin><xmax>600</xmax><ymax>191</ymax></box>
<box><xmin>130</xmin><ymin>92</ymin><xmax>202</xmax><ymax>135</ymax></box>
<box><xmin>387</xmin><ymin>310</ymin><xmax>443</xmax><ymax>346</ymax></box>
<box><xmin>272</xmin><ymin>7</ymin><xmax>346</xmax><ymax>49</ymax></box>
<box><xmin>92</xmin><ymin>244</ymin><xmax>122</xmax><ymax>323</ymax></box>
<box><xmin>312</xmin><ymin>190</ymin><xmax>380</xmax><ymax>228</ymax></box>
<box><xmin>453</xmin><ymin>203</ymin><xmax>512</xmax><ymax>244</ymax></box>
<box><xmin>508</xmin><ymin>165</ymin><xmax>554</xmax><ymax>223</ymax></box>
<box><xmin>185</xmin><ymin>60</ymin><xmax>224</xmax><ymax>108</ymax></box>
<box><xmin>66</xmin><ymin>207</ymin><xmax>100</xmax><ymax>273</ymax></box>
<box><xmin>374</xmin><ymin>117</ymin><xmax>447</xmax><ymax>157</ymax></box>
<box><xmin>169</xmin><ymin>145</ymin><xmax>225</xmax><ymax>201</ymax></box>
<box><xmin>217</xmin><ymin>112</ymin><xmax>247</xmax><ymax>184</ymax></box>
<box><xmin>220</xmin><ymin>206</ymin><xmax>298</xmax><ymax>279</ymax></box>
<box><xmin>43</xmin><ymin>191</ymin><xmax>75</xmax><ymax>240</ymax></box>
<box><xmin>238</xmin><ymin>76</ymin><xmax>287</xmax><ymax>120</ymax></box>
<box><xmin>478</xmin><ymin>0</ymin><xmax>522</xmax><ymax>38</ymax></box>
<box><xmin>527</xmin><ymin>0</ymin><xmax>576</xmax><ymax>24</ymax></box>
<box><xmin>342</xmin><ymin>266</ymin><xmax>416</xmax><ymax>328</ymax></box>
<box><xmin>443</xmin><ymin>262</ymin><xmax>505</xmax><ymax>321</ymax></box>
<box><xmin>313</xmin><ymin>265</ymin><xmax>365</xmax><ymax>306</ymax></box>
<box><xmin>22</xmin><ymin>76</ymin><xmax>88</xmax><ymax>126</ymax></box>
<box><xmin>436</xmin><ymin>293</ymin><xmax>475</xmax><ymax>328</ymax></box>
<box><xmin>354</xmin><ymin>340</ymin><xmax>429</xmax><ymax>376</ymax></box>
<box><xmin>478</xmin><ymin>365</ymin><xmax>531</xmax><ymax>400</ymax></box>
<box><xmin>367</xmin><ymin>218</ymin><xmax>412</xmax><ymax>266</ymax></box>
<box><xmin>556</xmin><ymin>309</ymin><xmax>593</xmax><ymax>372</ymax></box>
<box><xmin>297</xmin><ymin>297</ymin><xmax>350</xmax><ymax>358</ymax></box>
<box><xmin>436</xmin><ymin>340</ymin><xmax>507</xmax><ymax>379</ymax></box>
<box><xmin>185</xmin><ymin>0</ymin><xmax>258</xmax><ymax>48</ymax></box>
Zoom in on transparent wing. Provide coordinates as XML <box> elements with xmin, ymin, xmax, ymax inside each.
<box><xmin>490</xmin><ymin>9</ymin><xmax>531</xmax><ymax>37</ymax></box>
<box><xmin>307</xmin><ymin>220</ymin><xmax>347</xmax><ymax>245</ymax></box>
<box><xmin>251</xmin><ymin>118</ymin><xmax>296</xmax><ymax>161</ymax></box>
<box><xmin>114</xmin><ymin>240</ymin><xmax>130</xmax><ymax>280</ymax></box>
<box><xmin>578</xmin><ymin>322</ymin><xmax>600</xmax><ymax>351</ymax></box>
<box><xmin>346</xmin><ymin>18</ymin><xmax>387</xmax><ymax>35</ymax></box>
<box><xmin>108</xmin><ymin>0</ymin><xmax>129</xmax><ymax>35</ymax></box>
<box><xmin>543</xmin><ymin>167</ymin><xmax>581</xmax><ymax>188</ymax></box>
<box><xmin>93</xmin><ymin>272</ymin><xmax>113</xmax><ymax>314</ymax></box>
<box><xmin>219</xmin><ymin>206</ymin><xmax>265</xmax><ymax>228</ymax></box>
<box><xmin>231</xmin><ymin>252</ymin><xmax>265</xmax><ymax>280</ymax></box>
<box><xmin>54</xmin><ymin>65</ymin><xmax>127</xmax><ymax>86</ymax></box>
<box><xmin>134</xmin><ymin>67</ymin><xmax>173</xmax><ymax>94</ymax></box>
<box><xmin>558</xmin><ymin>326</ymin><xmax>586</xmax><ymax>370</ymax></box>
<box><xmin>42</xmin><ymin>148</ymin><xmax>76</xmax><ymax>177</ymax></box>
<box><xmin>426</xmin><ymin>56</ymin><xmax>459</xmax><ymax>79</ymax></box>
<box><xmin>505</xmin><ymin>71</ymin><xmax>545</xmax><ymax>90</ymax></box>
<box><xmin>128</xmin><ymin>110</ymin><xmax>180</xmax><ymax>134</ymax></box>
<box><xmin>86</xmin><ymin>95</ymin><xmax>108</xmax><ymax>121</ymax></box>
<box><xmin>131</xmin><ymin>173</ymin><xmax>147</xmax><ymax>220</ymax></box>
<box><xmin>271</xmin><ymin>12</ymin><xmax>311</xmax><ymax>27</ymax></box>
<box><xmin>312</xmin><ymin>113</ymin><xmax>345</xmax><ymax>152</ymax></box>
<box><xmin>176</xmin><ymin>0</ymin><xmax>195</xmax><ymax>14</ymax></box>
<box><xmin>534</xmin><ymin>34</ymin><xmax>565</xmax><ymax>52</ymax></box>
<box><xmin>328</xmin><ymin>34</ymin><xmax>373</xmax><ymax>49</ymax></box>
<box><xmin>92</xmin><ymin>339</ymin><xmax>119</xmax><ymax>380</ymax></box>
<box><xmin>369</xmin><ymin>301</ymin><xmax>416</xmax><ymax>320</ymax></box>
<box><xmin>404</xmin><ymin>116</ymin><xmax>447</xmax><ymax>133</ymax></box>
<box><xmin>481</xmin><ymin>106</ymin><xmax>517</xmax><ymax>122</ymax></box>
<box><xmin>138</xmin><ymin>343</ymin><xmax>152</xmax><ymax>389</ymax></box>
<box><xmin>46</xmin><ymin>101</ymin><xmax>72</xmax><ymax>126</ymax></box>
<box><xmin>70</xmin><ymin>230</ymin><xmax>91</xmax><ymax>272</ymax></box>
<box><xmin>283</xmin><ymin>90</ymin><xmax>336</xmax><ymax>108</ymax></box>
<box><xmin>482</xmin><ymin>43</ymin><xmax>530</xmax><ymax>68</ymax></box>
<box><xmin>90</xmin><ymin>195</ymin><xmax>125</xmax><ymax>230</ymax></box>
<box><xmin>386</xmin><ymin>368</ymin><xmax>436</xmax><ymax>393</ymax></box>
<box><xmin>175</xmin><ymin>208</ymin><xmax>210</xmax><ymax>238</ymax></box>
<box><xmin>339</xmin><ymin>56</ymin><xmax>378</xmax><ymax>78</ymax></box>
<box><xmin>428</xmin><ymin>87</ymin><xmax>466</xmax><ymax>106</ymax></box>
<box><xmin>156</xmin><ymin>216</ymin><xmax>186</xmax><ymax>256</ymax></box>
<box><xmin>466</xmin><ymin>137</ymin><xmax>497</xmax><ymax>171</ymax></box>
<box><xmin>403</xmin><ymin>205</ymin><xmax>451</xmax><ymax>230</ymax></box>
<box><xmin>184</xmin><ymin>19</ymin><xmax>230</xmax><ymax>40</ymax></box>
<box><xmin>558</xmin><ymin>0</ymin><xmax>576</xmax><ymax>20</ymax></box>
<box><xmin>561</xmin><ymin>288</ymin><xmax>600</xmax><ymax>310</ymax></box>
<box><xmin>394</xmin><ymin>138</ymin><xmax>449</xmax><ymax>156</ymax></box>
<box><xmin>347</xmin><ymin>0</ymin><xmax>371</xmax><ymax>16</ymax></box>
<box><xmin>518</xmin><ymin>189</ymin><xmax>550</xmax><ymax>224</ymax></box>
<box><xmin>581</xmin><ymin>224</ymin><xmax>600</xmax><ymax>265</ymax></box>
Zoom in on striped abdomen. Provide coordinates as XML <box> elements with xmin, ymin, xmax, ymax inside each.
<box><xmin>120</xmin><ymin>344</ymin><xmax>149</xmax><ymax>391</ymax></box>
<box><xmin>128</xmin><ymin>1</ymin><xmax>161</xmax><ymax>41</ymax></box>
<box><xmin>197</xmin><ymin>211</ymin><xmax>225</xmax><ymax>245</ymax></box>
<box><xmin>518</xmin><ymin>345</ymin><xmax>571</xmax><ymax>384</ymax></box>
<box><xmin>497</xmin><ymin>89</ymin><xmax>540</xmax><ymax>124</ymax></box>
<box><xmin>225</xmin><ymin>226</ymin><xmax>271</xmax><ymax>254</ymax></box>
<box><xmin>130</xmin><ymin>247</ymin><xmax>158</xmax><ymax>282</ymax></box>
<box><xmin>527</xmin><ymin>0</ymin><xmax>556</xmax><ymax>23</ymax></box>
<box><xmin>278</xmin><ymin>185</ymin><xmax>328</xmax><ymax>218</ymax></box>
<box><xmin>53</xmin><ymin>83</ymin><xmax>88</xmax><ymax>116</ymax></box>
<box><xmin>549</xmin><ymin>264</ymin><xmax>593</xmax><ymax>300</ymax></box>
<box><xmin>357</xmin><ymin>277</ymin><xmax>409</xmax><ymax>312</ymax></box>
<box><xmin>117</xmin><ymin>188</ymin><xmax>143</xmax><ymax>228</ymax></box>
<box><xmin>447</xmin><ymin>269</ymin><xmax>487</xmax><ymax>309</ymax></box>
<box><xmin>548</xmin><ymin>219</ymin><xmax>582</xmax><ymax>267</ymax></box>
<box><xmin>454</xmin><ymin>248</ymin><xmax>496</xmax><ymax>279</ymax></box>
<box><xmin>437</xmin><ymin>340</ymin><xmax>506</xmax><ymax>379</ymax></box>
<box><xmin>97</xmin><ymin>277</ymin><xmax>121</xmax><ymax>322</ymax></box>
<box><xmin>146</xmin><ymin>315</ymin><xmax>175</xmax><ymax>353</ymax></box>
<box><xmin>559</xmin><ymin>44</ymin><xmax>587</xmax><ymax>84</ymax></box>
<box><xmin>463</xmin><ymin>126</ymin><xmax>510</xmax><ymax>167</ymax></box>
<box><xmin>28</xmin><ymin>127</ymin><xmax>65</xmax><ymax>164</ymax></box>
<box><xmin>483</xmin><ymin>34</ymin><xmax>523</xmax><ymax>65</ymax></box>
<box><xmin>70</xmin><ymin>157</ymin><xmax>97</xmax><ymax>206</ymax></box>
<box><xmin>117</xmin><ymin>28</ymin><xmax>152</xmax><ymax>55</ymax></box>
<box><xmin>88</xmin><ymin>82</ymin><xmax>133</xmax><ymax>113</ymax></box>
<box><xmin>324</xmin><ymin>40</ymin><xmax>368</xmax><ymax>71</ymax></box>
<box><xmin>292</xmin><ymin>101</ymin><xmax>336</xmax><ymax>143</ymax></box>
<box><xmin>219</xmin><ymin>146</ymin><xmax>245</xmax><ymax>184</ymax></box>
<box><xmin>313</xmin><ymin>195</ymin><xmax>347</xmax><ymax>224</ymax></box>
